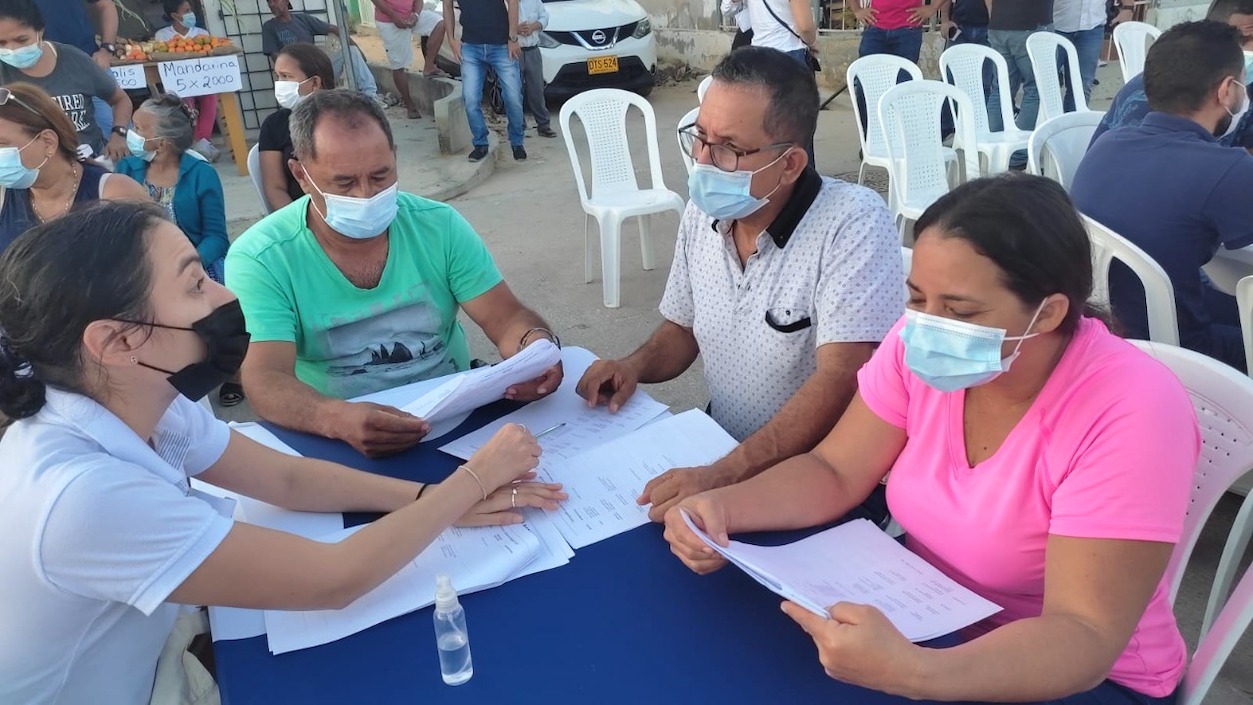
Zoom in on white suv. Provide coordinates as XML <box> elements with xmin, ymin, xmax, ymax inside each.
<box><xmin>429</xmin><ymin>0</ymin><xmax>657</xmax><ymax>99</ymax></box>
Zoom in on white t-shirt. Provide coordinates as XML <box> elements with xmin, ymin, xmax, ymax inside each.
<box><xmin>748</xmin><ymin>0</ymin><xmax>806</xmax><ymax>52</ymax></box>
<box><xmin>154</xmin><ymin>25</ymin><xmax>211</xmax><ymax>42</ymax></box>
<box><xmin>1053</xmin><ymin>0</ymin><xmax>1107</xmax><ymax>33</ymax></box>
<box><xmin>659</xmin><ymin>172</ymin><xmax>904</xmax><ymax>441</ymax></box>
<box><xmin>0</xmin><ymin>389</ymin><xmax>233</xmax><ymax>705</ymax></box>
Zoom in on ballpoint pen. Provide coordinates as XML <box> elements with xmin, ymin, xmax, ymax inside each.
<box><xmin>534</xmin><ymin>422</ymin><xmax>566</xmax><ymax>438</ymax></box>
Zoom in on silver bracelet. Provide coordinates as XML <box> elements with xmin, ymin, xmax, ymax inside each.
<box><xmin>459</xmin><ymin>464</ymin><xmax>488</xmax><ymax>501</ymax></box>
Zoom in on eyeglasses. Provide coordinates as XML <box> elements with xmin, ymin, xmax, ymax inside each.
<box><xmin>677</xmin><ymin>122</ymin><xmax>793</xmax><ymax>173</ymax></box>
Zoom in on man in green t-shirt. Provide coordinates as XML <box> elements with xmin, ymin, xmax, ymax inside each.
<box><xmin>226</xmin><ymin>89</ymin><xmax>560</xmax><ymax>457</ymax></box>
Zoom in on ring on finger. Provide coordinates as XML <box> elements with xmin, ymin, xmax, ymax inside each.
<box><xmin>511</xmin><ymin>487</ymin><xmax>518</xmax><ymax>509</ymax></box>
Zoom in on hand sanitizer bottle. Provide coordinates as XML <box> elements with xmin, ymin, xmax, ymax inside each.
<box><xmin>433</xmin><ymin>574</ymin><xmax>473</xmax><ymax>685</ymax></box>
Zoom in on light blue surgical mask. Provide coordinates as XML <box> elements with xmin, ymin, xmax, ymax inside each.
<box><xmin>302</xmin><ymin>165</ymin><xmax>400</xmax><ymax>240</ymax></box>
<box><xmin>0</xmin><ymin>40</ymin><xmax>44</xmax><ymax>70</ymax></box>
<box><xmin>181</xmin><ymin>12</ymin><xmax>197</xmax><ymax>29</ymax></box>
<box><xmin>126</xmin><ymin>129</ymin><xmax>156</xmax><ymax>162</ymax></box>
<box><xmin>899</xmin><ymin>302</ymin><xmax>1045</xmax><ymax>393</ymax></box>
<box><xmin>0</xmin><ymin>135</ymin><xmax>47</xmax><ymax>189</ymax></box>
<box><xmin>687</xmin><ymin>150</ymin><xmax>789</xmax><ymax>221</ymax></box>
<box><xmin>1243</xmin><ymin>51</ymin><xmax>1253</xmax><ymax>84</ymax></box>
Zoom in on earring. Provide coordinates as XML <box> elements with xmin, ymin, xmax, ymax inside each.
<box><xmin>129</xmin><ymin>355</ymin><xmax>137</xmax><ymax>364</ymax></box>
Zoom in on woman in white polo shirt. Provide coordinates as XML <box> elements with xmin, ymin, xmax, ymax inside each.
<box><xmin>0</xmin><ymin>200</ymin><xmax>565</xmax><ymax>704</ymax></box>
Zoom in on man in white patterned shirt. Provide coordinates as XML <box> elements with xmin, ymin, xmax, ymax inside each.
<box><xmin>576</xmin><ymin>47</ymin><xmax>903</xmax><ymax>523</ymax></box>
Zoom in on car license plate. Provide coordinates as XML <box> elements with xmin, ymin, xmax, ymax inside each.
<box><xmin>587</xmin><ymin>56</ymin><xmax>619</xmax><ymax>75</ymax></box>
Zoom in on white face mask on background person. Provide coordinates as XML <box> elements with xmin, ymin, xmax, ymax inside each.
<box><xmin>1218</xmin><ymin>76</ymin><xmax>1249</xmax><ymax>139</ymax></box>
<box><xmin>274</xmin><ymin>77</ymin><xmax>312</xmax><ymax>110</ymax></box>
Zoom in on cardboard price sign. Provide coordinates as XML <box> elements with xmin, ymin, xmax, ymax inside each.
<box><xmin>157</xmin><ymin>55</ymin><xmax>241</xmax><ymax>97</ymax></box>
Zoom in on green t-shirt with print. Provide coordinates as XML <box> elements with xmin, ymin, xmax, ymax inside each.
<box><xmin>225</xmin><ymin>192</ymin><xmax>502</xmax><ymax>399</ymax></box>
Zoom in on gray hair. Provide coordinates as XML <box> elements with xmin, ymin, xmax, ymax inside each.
<box><xmin>290</xmin><ymin>88</ymin><xmax>394</xmax><ymax>162</ymax></box>
<box><xmin>137</xmin><ymin>93</ymin><xmax>196</xmax><ymax>154</ymax></box>
<box><xmin>710</xmin><ymin>47</ymin><xmax>818</xmax><ymax>146</ymax></box>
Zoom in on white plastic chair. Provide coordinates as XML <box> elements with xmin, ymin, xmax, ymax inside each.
<box><xmin>1026</xmin><ymin>111</ymin><xmax>1106</xmax><ymax>192</ymax></box>
<box><xmin>1025</xmin><ymin>31</ymin><xmax>1089</xmax><ymax>123</ymax></box>
<box><xmin>847</xmin><ymin>54</ymin><xmax>924</xmax><ymax>187</ymax></box>
<box><xmin>558</xmin><ymin>89</ymin><xmax>686</xmax><ymax>308</ymax></box>
<box><xmin>1239</xmin><ymin>275</ymin><xmax>1253</xmax><ymax>377</ymax></box>
<box><xmin>1113</xmin><ymin>21</ymin><xmax>1161</xmax><ymax>84</ymax></box>
<box><xmin>1182</xmin><ymin>562</ymin><xmax>1253</xmax><ymax>705</ymax></box>
<box><xmin>247</xmin><ymin>144</ymin><xmax>271</xmax><ymax>215</ymax></box>
<box><xmin>1128</xmin><ymin>341</ymin><xmax>1253</xmax><ymax>705</ymax></box>
<box><xmin>939</xmin><ymin>44</ymin><xmax>1034</xmax><ymax>176</ymax></box>
<box><xmin>697</xmin><ymin>75</ymin><xmax>713</xmax><ymax>104</ymax></box>
<box><xmin>877</xmin><ymin>80</ymin><xmax>980</xmax><ymax>244</ymax></box>
<box><xmin>900</xmin><ymin>246</ymin><xmax>912</xmax><ymax>276</ymax></box>
<box><xmin>1083</xmin><ymin>215</ymin><xmax>1180</xmax><ymax>346</ymax></box>
<box><xmin>677</xmin><ymin>106</ymin><xmax>699</xmax><ymax>176</ymax></box>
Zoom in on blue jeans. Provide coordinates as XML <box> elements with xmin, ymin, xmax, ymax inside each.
<box><xmin>1057</xmin><ymin>24</ymin><xmax>1104</xmax><ymax>112</ymax></box>
<box><xmin>987</xmin><ymin>27</ymin><xmax>1048</xmax><ymax>166</ymax></box>
<box><xmin>461</xmin><ymin>43</ymin><xmax>525</xmax><ymax>148</ymax></box>
<box><xmin>93</xmin><ymin>97</ymin><xmax>111</xmax><ymax>153</ymax></box>
<box><xmin>859</xmin><ymin>25</ymin><xmax>924</xmax><ymax>62</ymax></box>
<box><xmin>330</xmin><ymin>46</ymin><xmax>379</xmax><ymax>97</ymax></box>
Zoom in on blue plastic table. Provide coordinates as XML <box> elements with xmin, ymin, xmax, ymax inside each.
<box><xmin>212</xmin><ymin>401</ymin><xmax>939</xmax><ymax>705</ymax></box>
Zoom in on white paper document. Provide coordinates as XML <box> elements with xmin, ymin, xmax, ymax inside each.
<box><xmin>263</xmin><ymin>523</ymin><xmax>543</xmax><ymax>654</ymax></box>
<box><xmin>682</xmin><ymin>515</ymin><xmax>1002</xmax><ymax>642</ymax></box>
<box><xmin>542</xmin><ymin>409</ymin><xmax>738</xmax><ymax>549</ymax></box>
<box><xmin>401</xmin><ymin>339</ymin><xmax>561</xmax><ymax>422</ymax></box>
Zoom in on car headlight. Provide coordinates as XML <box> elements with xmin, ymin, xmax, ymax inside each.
<box><xmin>632</xmin><ymin>18</ymin><xmax>651</xmax><ymax>38</ymax></box>
<box><xmin>538</xmin><ymin>32</ymin><xmax>561</xmax><ymax>49</ymax></box>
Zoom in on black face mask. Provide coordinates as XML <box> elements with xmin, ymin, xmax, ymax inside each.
<box><xmin>124</xmin><ymin>300</ymin><xmax>251</xmax><ymax>401</ymax></box>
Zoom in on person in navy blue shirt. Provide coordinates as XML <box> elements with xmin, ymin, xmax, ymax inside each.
<box><xmin>1090</xmin><ymin>0</ymin><xmax>1253</xmax><ymax>151</ymax></box>
<box><xmin>1072</xmin><ymin>20</ymin><xmax>1253</xmax><ymax>372</ymax></box>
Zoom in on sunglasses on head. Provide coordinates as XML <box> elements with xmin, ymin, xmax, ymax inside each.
<box><xmin>0</xmin><ymin>88</ymin><xmax>41</xmax><ymax>118</ymax></box>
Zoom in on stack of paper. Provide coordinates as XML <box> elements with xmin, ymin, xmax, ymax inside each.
<box><xmin>263</xmin><ymin>523</ymin><xmax>544</xmax><ymax>654</ymax></box>
<box><xmin>541</xmin><ymin>409</ymin><xmax>739</xmax><ymax>549</ymax></box>
<box><xmin>401</xmin><ymin>339</ymin><xmax>562</xmax><ymax>422</ymax></box>
<box><xmin>682</xmin><ymin>514</ymin><xmax>1002</xmax><ymax>642</ymax></box>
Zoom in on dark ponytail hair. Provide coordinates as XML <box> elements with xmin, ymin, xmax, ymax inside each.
<box><xmin>0</xmin><ymin>201</ymin><xmax>170</xmax><ymax>420</ymax></box>
<box><xmin>913</xmin><ymin>173</ymin><xmax>1095</xmax><ymax>336</ymax></box>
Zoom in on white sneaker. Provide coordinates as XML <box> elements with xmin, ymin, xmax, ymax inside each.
<box><xmin>192</xmin><ymin>138</ymin><xmax>220</xmax><ymax>163</ymax></box>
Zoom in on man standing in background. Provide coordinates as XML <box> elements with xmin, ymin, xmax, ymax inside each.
<box><xmin>1053</xmin><ymin>0</ymin><xmax>1107</xmax><ymax>111</ymax></box>
<box><xmin>986</xmin><ymin>0</ymin><xmax>1055</xmax><ymax>167</ymax></box>
<box><xmin>849</xmin><ymin>0</ymin><xmax>929</xmax><ymax>62</ymax></box>
<box><xmin>444</xmin><ymin>0</ymin><xmax>528</xmax><ymax>162</ymax></box>
<box><xmin>516</xmin><ymin>0</ymin><xmax>555</xmax><ymax>138</ymax></box>
<box><xmin>940</xmin><ymin>0</ymin><xmax>990</xmax><ymax>47</ymax></box>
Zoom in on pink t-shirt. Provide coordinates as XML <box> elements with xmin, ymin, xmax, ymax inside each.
<box><xmin>869</xmin><ymin>0</ymin><xmax>924</xmax><ymax>31</ymax></box>
<box><xmin>858</xmin><ymin>316</ymin><xmax>1198</xmax><ymax>697</ymax></box>
<box><xmin>374</xmin><ymin>0</ymin><xmax>418</xmax><ymax>22</ymax></box>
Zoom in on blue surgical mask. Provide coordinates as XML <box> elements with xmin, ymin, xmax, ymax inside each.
<box><xmin>0</xmin><ymin>40</ymin><xmax>44</xmax><ymax>70</ymax></box>
<box><xmin>302</xmin><ymin>166</ymin><xmax>400</xmax><ymax>240</ymax></box>
<box><xmin>1244</xmin><ymin>51</ymin><xmax>1253</xmax><ymax>84</ymax></box>
<box><xmin>0</xmin><ymin>135</ymin><xmax>47</xmax><ymax>189</ymax></box>
<box><xmin>687</xmin><ymin>150</ymin><xmax>789</xmax><ymax>221</ymax></box>
<box><xmin>126</xmin><ymin>129</ymin><xmax>156</xmax><ymax>162</ymax></box>
<box><xmin>899</xmin><ymin>303</ymin><xmax>1045</xmax><ymax>393</ymax></box>
<box><xmin>181</xmin><ymin>12</ymin><xmax>197</xmax><ymax>29</ymax></box>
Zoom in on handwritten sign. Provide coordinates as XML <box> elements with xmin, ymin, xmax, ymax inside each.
<box><xmin>109</xmin><ymin>64</ymin><xmax>145</xmax><ymax>90</ymax></box>
<box><xmin>157</xmin><ymin>55</ymin><xmax>241</xmax><ymax>98</ymax></box>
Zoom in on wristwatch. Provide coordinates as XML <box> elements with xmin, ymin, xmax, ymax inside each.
<box><xmin>112</xmin><ymin>126</ymin><xmax>127</xmax><ymax>138</ymax></box>
<box><xmin>99</xmin><ymin>42</ymin><xmax>118</xmax><ymax>55</ymax></box>
<box><xmin>509</xmin><ymin>35</ymin><xmax>519</xmax><ymax>42</ymax></box>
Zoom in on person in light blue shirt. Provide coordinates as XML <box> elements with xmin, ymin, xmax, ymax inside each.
<box><xmin>515</xmin><ymin>0</ymin><xmax>553</xmax><ymax>137</ymax></box>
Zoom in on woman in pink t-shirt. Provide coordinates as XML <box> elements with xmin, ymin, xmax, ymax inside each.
<box><xmin>663</xmin><ymin>174</ymin><xmax>1198</xmax><ymax>704</ymax></box>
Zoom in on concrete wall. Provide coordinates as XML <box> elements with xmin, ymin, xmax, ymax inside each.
<box><xmin>366</xmin><ymin>65</ymin><xmax>473</xmax><ymax>154</ymax></box>
<box><xmin>655</xmin><ymin>28</ymin><xmax>945</xmax><ymax>92</ymax></box>
<box><xmin>1149</xmin><ymin>1</ymin><xmax>1214</xmax><ymax>27</ymax></box>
